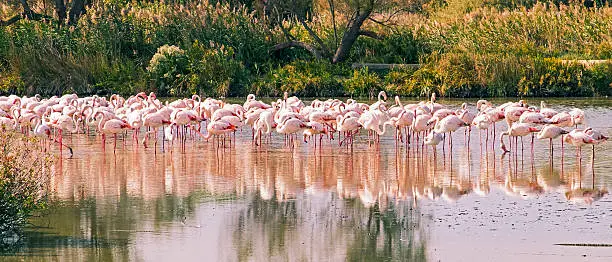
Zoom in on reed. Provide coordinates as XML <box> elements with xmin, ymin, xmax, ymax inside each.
<box><xmin>0</xmin><ymin>1</ymin><xmax>610</xmax><ymax>97</ymax></box>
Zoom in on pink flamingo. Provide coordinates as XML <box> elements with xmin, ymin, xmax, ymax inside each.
<box><xmin>500</xmin><ymin>123</ymin><xmax>540</xmax><ymax>153</ymax></box>
<box><xmin>95</xmin><ymin>111</ymin><xmax>131</xmax><ymax>153</ymax></box>
<box><xmin>537</xmin><ymin>125</ymin><xmax>569</xmax><ymax>156</ymax></box>
<box><xmin>337</xmin><ymin>114</ymin><xmax>362</xmax><ymax>146</ymax></box>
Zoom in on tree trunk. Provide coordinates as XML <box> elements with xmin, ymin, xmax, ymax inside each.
<box><xmin>20</xmin><ymin>0</ymin><xmax>35</xmax><ymax>19</ymax></box>
<box><xmin>0</xmin><ymin>15</ymin><xmax>22</xmax><ymax>27</ymax></box>
<box><xmin>68</xmin><ymin>0</ymin><xmax>86</xmax><ymax>25</ymax></box>
<box><xmin>54</xmin><ymin>0</ymin><xmax>67</xmax><ymax>23</ymax></box>
<box><xmin>332</xmin><ymin>7</ymin><xmax>372</xmax><ymax>64</ymax></box>
<box><xmin>271</xmin><ymin>41</ymin><xmax>323</xmax><ymax>59</ymax></box>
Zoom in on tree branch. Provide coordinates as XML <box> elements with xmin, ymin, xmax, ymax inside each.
<box><xmin>270</xmin><ymin>41</ymin><xmax>323</xmax><ymax>59</ymax></box>
<box><xmin>68</xmin><ymin>0</ymin><xmax>86</xmax><ymax>25</ymax></box>
<box><xmin>54</xmin><ymin>0</ymin><xmax>67</xmax><ymax>24</ymax></box>
<box><xmin>359</xmin><ymin>30</ymin><xmax>382</xmax><ymax>40</ymax></box>
<box><xmin>1</xmin><ymin>11</ymin><xmax>53</xmax><ymax>27</ymax></box>
<box><xmin>327</xmin><ymin>0</ymin><xmax>339</xmax><ymax>49</ymax></box>
<box><xmin>0</xmin><ymin>15</ymin><xmax>21</xmax><ymax>27</ymax></box>
<box><xmin>296</xmin><ymin>16</ymin><xmax>330</xmax><ymax>56</ymax></box>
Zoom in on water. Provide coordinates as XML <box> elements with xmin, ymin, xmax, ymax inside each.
<box><xmin>2</xmin><ymin>98</ymin><xmax>612</xmax><ymax>261</ymax></box>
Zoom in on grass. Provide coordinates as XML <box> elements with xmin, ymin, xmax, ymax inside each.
<box><xmin>0</xmin><ymin>1</ymin><xmax>611</xmax><ymax>97</ymax></box>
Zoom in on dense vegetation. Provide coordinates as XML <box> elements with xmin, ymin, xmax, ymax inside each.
<box><xmin>0</xmin><ymin>131</ymin><xmax>51</xmax><ymax>247</ymax></box>
<box><xmin>0</xmin><ymin>0</ymin><xmax>611</xmax><ymax>98</ymax></box>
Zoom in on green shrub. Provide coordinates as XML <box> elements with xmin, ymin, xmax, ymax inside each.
<box><xmin>383</xmin><ymin>68</ymin><xmax>416</xmax><ymax>96</ymax></box>
<box><xmin>90</xmin><ymin>57</ymin><xmax>146</xmax><ymax>96</ymax></box>
<box><xmin>147</xmin><ymin>44</ymin><xmax>189</xmax><ymax>96</ymax></box>
<box><xmin>251</xmin><ymin>60</ymin><xmax>349</xmax><ymax>97</ymax></box>
<box><xmin>588</xmin><ymin>62</ymin><xmax>612</xmax><ymax>96</ymax></box>
<box><xmin>344</xmin><ymin>67</ymin><xmax>383</xmax><ymax>98</ymax></box>
<box><xmin>351</xmin><ymin>31</ymin><xmax>424</xmax><ymax>64</ymax></box>
<box><xmin>186</xmin><ymin>40</ymin><xmax>248</xmax><ymax>97</ymax></box>
<box><xmin>0</xmin><ymin>131</ymin><xmax>51</xmax><ymax>247</ymax></box>
<box><xmin>517</xmin><ymin>59</ymin><xmax>591</xmax><ymax>97</ymax></box>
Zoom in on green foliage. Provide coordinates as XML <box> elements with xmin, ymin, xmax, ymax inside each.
<box><xmin>344</xmin><ymin>67</ymin><xmax>383</xmax><ymax>98</ymax></box>
<box><xmin>417</xmin><ymin>3</ymin><xmax>612</xmax><ymax>59</ymax></box>
<box><xmin>0</xmin><ymin>1</ymin><xmax>611</xmax><ymax>97</ymax></box>
<box><xmin>251</xmin><ymin>60</ymin><xmax>349</xmax><ymax>97</ymax></box>
<box><xmin>389</xmin><ymin>54</ymin><xmax>612</xmax><ymax>97</ymax></box>
<box><xmin>186</xmin><ymin>41</ymin><xmax>247</xmax><ymax>97</ymax></box>
<box><xmin>147</xmin><ymin>44</ymin><xmax>189</xmax><ymax>96</ymax></box>
<box><xmin>351</xmin><ymin>31</ymin><xmax>424</xmax><ymax>64</ymax></box>
<box><xmin>517</xmin><ymin>59</ymin><xmax>591</xmax><ymax>97</ymax></box>
<box><xmin>588</xmin><ymin>62</ymin><xmax>612</xmax><ymax>96</ymax></box>
<box><xmin>0</xmin><ymin>131</ymin><xmax>51</xmax><ymax>247</ymax></box>
<box><xmin>89</xmin><ymin>58</ymin><xmax>146</xmax><ymax>96</ymax></box>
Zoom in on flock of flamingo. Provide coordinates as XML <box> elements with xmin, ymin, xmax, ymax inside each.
<box><xmin>0</xmin><ymin>91</ymin><xmax>607</xmax><ymax>160</ymax></box>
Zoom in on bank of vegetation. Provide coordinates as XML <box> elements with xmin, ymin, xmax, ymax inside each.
<box><xmin>0</xmin><ymin>131</ymin><xmax>51</xmax><ymax>247</ymax></box>
<box><xmin>0</xmin><ymin>0</ymin><xmax>611</xmax><ymax>98</ymax></box>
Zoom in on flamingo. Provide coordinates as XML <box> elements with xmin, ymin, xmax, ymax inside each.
<box><xmin>387</xmin><ymin>110</ymin><xmax>414</xmax><ymax>144</ymax></box>
<box><xmin>458</xmin><ymin>104</ymin><xmax>476</xmax><ymax>144</ymax></box>
<box><xmin>142</xmin><ymin>110</ymin><xmax>171</xmax><ymax>149</ymax></box>
<box><xmin>424</xmin><ymin>130</ymin><xmax>444</xmax><ymax>147</ymax></box>
<box><xmin>276</xmin><ymin>117</ymin><xmax>308</xmax><ymax>146</ymax></box>
<box><xmin>563</xmin><ymin>129</ymin><xmax>596</xmax><ymax>161</ymax></box>
<box><xmin>583</xmin><ymin>127</ymin><xmax>607</xmax><ymax>162</ymax></box>
<box><xmin>412</xmin><ymin>114</ymin><xmax>434</xmax><ymax>144</ymax></box>
<box><xmin>500</xmin><ymin>123</ymin><xmax>540</xmax><ymax>153</ymax></box>
<box><xmin>204</xmin><ymin>119</ymin><xmax>237</xmax><ymax>147</ymax></box>
<box><xmin>336</xmin><ymin>114</ymin><xmax>362</xmax><ymax>146</ymax></box>
<box><xmin>303</xmin><ymin>122</ymin><xmax>328</xmax><ymax>145</ymax></box>
<box><xmin>550</xmin><ymin>112</ymin><xmax>574</xmax><ymax>127</ymax></box>
<box><xmin>95</xmin><ymin>111</ymin><xmax>131</xmax><ymax>153</ymax></box>
<box><xmin>472</xmin><ymin>113</ymin><xmax>493</xmax><ymax>147</ymax></box>
<box><xmin>539</xmin><ymin>101</ymin><xmax>558</xmax><ymax>119</ymax></box>
<box><xmin>48</xmin><ymin>113</ymin><xmax>79</xmax><ymax>154</ymax></box>
<box><xmin>569</xmin><ymin>108</ymin><xmax>585</xmax><ymax>128</ymax></box>
<box><xmin>537</xmin><ymin>125</ymin><xmax>569</xmax><ymax>156</ymax></box>
<box><xmin>432</xmin><ymin>114</ymin><xmax>469</xmax><ymax>149</ymax></box>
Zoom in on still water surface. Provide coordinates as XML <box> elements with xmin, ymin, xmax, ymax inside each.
<box><xmin>2</xmin><ymin>98</ymin><xmax>612</xmax><ymax>261</ymax></box>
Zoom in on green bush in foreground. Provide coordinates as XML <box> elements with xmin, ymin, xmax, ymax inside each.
<box><xmin>0</xmin><ymin>131</ymin><xmax>52</xmax><ymax>246</ymax></box>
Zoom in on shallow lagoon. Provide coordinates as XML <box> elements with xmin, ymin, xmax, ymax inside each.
<box><xmin>1</xmin><ymin>98</ymin><xmax>611</xmax><ymax>261</ymax></box>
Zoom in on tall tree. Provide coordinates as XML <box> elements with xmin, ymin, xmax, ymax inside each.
<box><xmin>270</xmin><ymin>0</ymin><xmax>430</xmax><ymax>63</ymax></box>
<box><xmin>54</xmin><ymin>0</ymin><xmax>67</xmax><ymax>23</ymax></box>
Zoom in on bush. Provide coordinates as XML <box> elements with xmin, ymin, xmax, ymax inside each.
<box><xmin>389</xmin><ymin>53</ymin><xmax>611</xmax><ymax>98</ymax></box>
<box><xmin>251</xmin><ymin>60</ymin><xmax>349</xmax><ymax>97</ymax></box>
<box><xmin>0</xmin><ymin>131</ymin><xmax>52</xmax><ymax>246</ymax></box>
<box><xmin>587</xmin><ymin>62</ymin><xmax>612</xmax><ymax>96</ymax></box>
<box><xmin>517</xmin><ymin>58</ymin><xmax>592</xmax><ymax>97</ymax></box>
<box><xmin>147</xmin><ymin>44</ymin><xmax>189</xmax><ymax>96</ymax></box>
<box><xmin>351</xmin><ymin>31</ymin><xmax>424</xmax><ymax>64</ymax></box>
<box><xmin>344</xmin><ymin>67</ymin><xmax>383</xmax><ymax>98</ymax></box>
<box><xmin>186</xmin><ymin>40</ymin><xmax>248</xmax><ymax>97</ymax></box>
